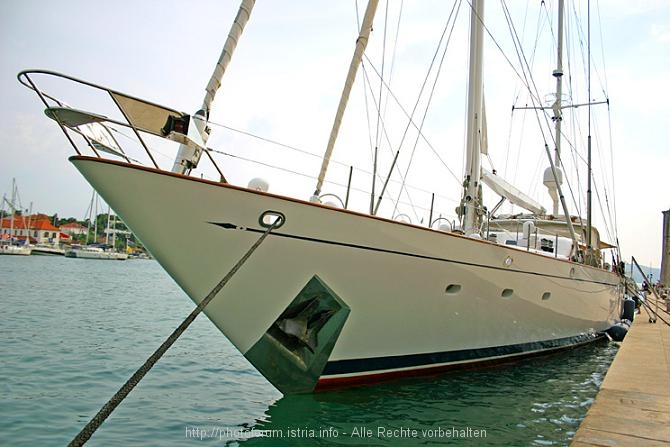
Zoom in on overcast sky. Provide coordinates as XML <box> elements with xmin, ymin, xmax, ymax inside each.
<box><xmin>1</xmin><ymin>0</ymin><xmax>669</xmax><ymax>268</ymax></box>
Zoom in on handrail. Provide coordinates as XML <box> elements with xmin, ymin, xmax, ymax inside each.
<box><xmin>17</xmin><ymin>69</ymin><xmax>230</xmax><ymax>176</ymax></box>
<box><xmin>18</xmin><ymin>70</ymin><xmax>165</xmax><ymax>168</ymax></box>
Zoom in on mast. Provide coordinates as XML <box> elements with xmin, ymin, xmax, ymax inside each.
<box><xmin>0</xmin><ymin>194</ymin><xmax>4</xmax><ymax>237</ymax></box>
<box><xmin>93</xmin><ymin>194</ymin><xmax>98</xmax><ymax>245</ymax></box>
<box><xmin>106</xmin><ymin>206</ymin><xmax>111</xmax><ymax>246</ymax></box>
<box><xmin>172</xmin><ymin>0</ymin><xmax>256</xmax><ymax>174</ymax></box>
<box><xmin>586</xmin><ymin>0</ymin><xmax>593</xmax><ymax>262</ymax></box>
<box><xmin>462</xmin><ymin>0</ymin><xmax>485</xmax><ymax>235</ymax></box>
<box><xmin>9</xmin><ymin>179</ymin><xmax>16</xmax><ymax>245</ymax></box>
<box><xmin>550</xmin><ymin>0</ymin><xmax>581</xmax><ymax>258</ymax></box>
<box><xmin>553</xmin><ymin>0</ymin><xmax>565</xmax><ymax>166</ymax></box>
<box><xmin>312</xmin><ymin>0</ymin><xmax>380</xmax><ymax>200</ymax></box>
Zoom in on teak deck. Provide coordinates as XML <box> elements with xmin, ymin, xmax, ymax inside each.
<box><xmin>572</xmin><ymin>312</ymin><xmax>670</xmax><ymax>446</ymax></box>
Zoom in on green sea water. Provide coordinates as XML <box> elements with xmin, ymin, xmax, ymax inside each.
<box><xmin>0</xmin><ymin>256</ymin><xmax>617</xmax><ymax>446</ymax></box>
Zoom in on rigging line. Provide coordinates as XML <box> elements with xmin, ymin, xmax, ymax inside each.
<box><xmin>361</xmin><ymin>53</ymin><xmax>461</xmax><ymax>184</ymax></box>
<box><xmin>595</xmin><ymin>0</ymin><xmax>609</xmax><ymax>96</ymax></box>
<box><xmin>503</xmin><ymin>0</ymin><xmax>585</xmax><ymax>218</ymax></box>
<box><xmin>504</xmin><ymin>0</ymin><xmax>583</xmax><ymax>171</ymax></box>
<box><xmin>472</xmin><ymin>0</ymin><xmax>546</xmax><ymax>119</ymax></box>
<box><xmin>362</xmin><ymin>72</ymin><xmax>423</xmax><ymax>222</ymax></box>
<box><xmin>505</xmin><ymin>3</ymin><xmax>539</xmax><ymax>182</ymax></box>
<box><xmin>360</xmin><ymin>67</ymin><xmax>428</xmax><ymax>224</ymax></box>
<box><xmin>356</xmin><ymin>0</ymin><xmax>376</xmax><ymax>161</ymax></box>
<box><xmin>67</xmin><ymin>219</ymin><xmax>280</xmax><ymax>447</ymax></box>
<box><xmin>500</xmin><ymin>2</ymin><xmax>552</xmax><ymax>146</ymax></box>
<box><xmin>369</xmin><ymin>0</ymin><xmax>390</xmax><ymax>214</ymax></box>
<box><xmin>593</xmin><ymin>0</ymin><xmax>617</xmax><ymax>242</ymax></box>
<box><xmin>591</xmin><ymin>112</ymin><xmax>612</xmax><ymax>224</ymax></box>
<box><xmin>392</xmin><ymin>0</ymin><xmax>462</xmax><ymax>217</ymax></box>
<box><xmin>592</xmin><ymin>177</ymin><xmax>613</xmax><ymax>244</ymax></box>
<box><xmin>369</xmin><ymin>0</ymin><xmax>404</xmax><ymax>181</ymax></box>
<box><xmin>374</xmin><ymin>0</ymin><xmax>389</xmax><ymax>150</ymax></box>
<box><xmin>606</xmin><ymin>105</ymin><xmax>618</xmax><ymax>241</ymax></box>
<box><xmin>502</xmin><ymin>1</ymin><xmax>585</xmax><ymax>222</ymax></box>
<box><xmin>362</xmin><ymin>63</ymin><xmax>375</xmax><ymax>158</ymax></box>
<box><xmin>509</xmin><ymin>4</ymin><xmax>548</xmax><ymax>199</ymax></box>
<box><xmin>359</xmin><ymin>65</ymin><xmax>417</xmax><ymax>211</ymax></box>
<box><xmin>205</xmin><ymin>146</ymin><xmax>460</xmax><ymax>206</ymax></box>
<box><xmin>570</xmin><ymin>0</ymin><xmax>608</xmax><ymax>99</ymax></box>
<box><xmin>382</xmin><ymin>0</ymin><xmax>404</xmax><ymax>121</ymax></box>
<box><xmin>500</xmin><ymin>2</ymin><xmax>548</xmax><ymax>138</ymax></box>
<box><xmin>209</xmin><ymin>114</ymin><xmax>406</xmax><ymax>198</ymax></box>
<box><xmin>207</xmin><ymin>120</ymin><xmax>355</xmax><ymax>170</ymax></box>
<box><xmin>507</xmin><ymin>3</ymin><xmax>546</xmax><ymax>193</ymax></box>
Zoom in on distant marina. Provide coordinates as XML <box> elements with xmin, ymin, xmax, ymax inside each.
<box><xmin>1</xmin><ymin>180</ymin><xmax>149</xmax><ymax>260</ymax></box>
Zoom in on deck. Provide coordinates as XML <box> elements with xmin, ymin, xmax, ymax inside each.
<box><xmin>571</xmin><ymin>307</ymin><xmax>670</xmax><ymax>446</ymax></box>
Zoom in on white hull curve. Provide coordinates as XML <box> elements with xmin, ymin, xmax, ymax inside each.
<box><xmin>0</xmin><ymin>245</ymin><xmax>32</xmax><ymax>256</ymax></box>
<box><xmin>65</xmin><ymin>247</ymin><xmax>128</xmax><ymax>260</ymax></box>
<box><xmin>72</xmin><ymin>156</ymin><xmax>622</xmax><ymax>392</ymax></box>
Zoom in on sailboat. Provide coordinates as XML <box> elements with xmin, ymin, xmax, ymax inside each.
<box><xmin>65</xmin><ymin>192</ymin><xmax>128</xmax><ymax>260</ymax></box>
<box><xmin>0</xmin><ymin>179</ymin><xmax>32</xmax><ymax>256</ymax></box>
<box><xmin>19</xmin><ymin>0</ymin><xmax>623</xmax><ymax>393</ymax></box>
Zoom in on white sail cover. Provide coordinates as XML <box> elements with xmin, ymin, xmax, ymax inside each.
<box><xmin>314</xmin><ymin>0</ymin><xmax>379</xmax><ymax>196</ymax></box>
<box><xmin>481</xmin><ymin>168</ymin><xmax>546</xmax><ymax>215</ymax></box>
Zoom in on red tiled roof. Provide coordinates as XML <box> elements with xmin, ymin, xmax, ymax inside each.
<box><xmin>0</xmin><ymin>214</ymin><xmax>59</xmax><ymax>232</ymax></box>
<box><xmin>60</xmin><ymin>222</ymin><xmax>86</xmax><ymax>229</ymax></box>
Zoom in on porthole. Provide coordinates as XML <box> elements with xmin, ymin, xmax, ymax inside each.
<box><xmin>445</xmin><ymin>284</ymin><xmax>462</xmax><ymax>294</ymax></box>
<box><xmin>501</xmin><ymin>288</ymin><xmax>514</xmax><ymax>298</ymax></box>
<box><xmin>542</xmin><ymin>292</ymin><xmax>551</xmax><ymax>300</ymax></box>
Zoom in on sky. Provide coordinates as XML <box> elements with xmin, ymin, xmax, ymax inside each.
<box><xmin>1</xmin><ymin>0</ymin><xmax>668</xmax><ymax>268</ymax></box>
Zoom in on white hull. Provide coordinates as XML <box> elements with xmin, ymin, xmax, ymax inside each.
<box><xmin>65</xmin><ymin>247</ymin><xmax>128</xmax><ymax>260</ymax></box>
<box><xmin>72</xmin><ymin>156</ymin><xmax>622</xmax><ymax>393</ymax></box>
<box><xmin>31</xmin><ymin>245</ymin><xmax>65</xmax><ymax>256</ymax></box>
<box><xmin>0</xmin><ymin>245</ymin><xmax>32</xmax><ymax>256</ymax></box>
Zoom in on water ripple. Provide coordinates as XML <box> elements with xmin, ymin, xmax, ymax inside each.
<box><xmin>0</xmin><ymin>256</ymin><xmax>617</xmax><ymax>446</ymax></box>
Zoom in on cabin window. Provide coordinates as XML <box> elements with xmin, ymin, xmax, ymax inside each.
<box><xmin>445</xmin><ymin>284</ymin><xmax>462</xmax><ymax>294</ymax></box>
<box><xmin>540</xmin><ymin>238</ymin><xmax>554</xmax><ymax>253</ymax></box>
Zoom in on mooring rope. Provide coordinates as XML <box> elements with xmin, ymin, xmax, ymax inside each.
<box><xmin>68</xmin><ymin>220</ymin><xmax>279</xmax><ymax>446</ymax></box>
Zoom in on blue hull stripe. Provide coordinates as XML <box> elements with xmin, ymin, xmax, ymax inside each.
<box><xmin>322</xmin><ymin>333</ymin><xmax>603</xmax><ymax>376</ymax></box>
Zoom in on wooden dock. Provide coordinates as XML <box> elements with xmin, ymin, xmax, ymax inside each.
<box><xmin>571</xmin><ymin>313</ymin><xmax>670</xmax><ymax>446</ymax></box>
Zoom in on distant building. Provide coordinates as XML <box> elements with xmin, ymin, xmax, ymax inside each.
<box><xmin>59</xmin><ymin>221</ymin><xmax>88</xmax><ymax>236</ymax></box>
<box><xmin>0</xmin><ymin>213</ymin><xmax>68</xmax><ymax>245</ymax></box>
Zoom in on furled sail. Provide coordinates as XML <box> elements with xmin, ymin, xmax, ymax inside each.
<box><xmin>313</xmin><ymin>0</ymin><xmax>379</xmax><ymax>198</ymax></box>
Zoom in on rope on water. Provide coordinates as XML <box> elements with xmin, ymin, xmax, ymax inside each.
<box><xmin>68</xmin><ymin>220</ymin><xmax>279</xmax><ymax>446</ymax></box>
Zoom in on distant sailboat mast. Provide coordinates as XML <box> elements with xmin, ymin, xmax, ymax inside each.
<box><xmin>172</xmin><ymin>0</ymin><xmax>256</xmax><ymax>175</ymax></box>
<box><xmin>9</xmin><ymin>179</ymin><xmax>16</xmax><ymax>245</ymax></box>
